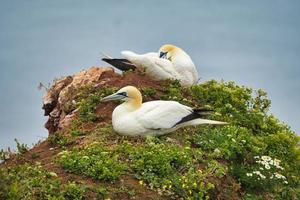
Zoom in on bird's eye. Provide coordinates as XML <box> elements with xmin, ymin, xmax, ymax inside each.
<box><xmin>117</xmin><ymin>92</ymin><xmax>127</xmax><ymax>96</ymax></box>
<box><xmin>159</xmin><ymin>52</ymin><xmax>167</xmax><ymax>59</ymax></box>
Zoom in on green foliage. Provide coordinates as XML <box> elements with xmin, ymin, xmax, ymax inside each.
<box><xmin>63</xmin><ymin>182</ymin><xmax>86</xmax><ymax>200</ymax></box>
<box><xmin>31</xmin><ymin>152</ymin><xmax>40</xmax><ymax>159</ymax></box>
<box><xmin>56</xmin><ymin>144</ymin><xmax>127</xmax><ymax>181</ymax></box>
<box><xmin>14</xmin><ymin>138</ymin><xmax>28</xmax><ymax>154</ymax></box>
<box><xmin>127</xmin><ymin>141</ymin><xmax>224</xmax><ymax>199</ymax></box>
<box><xmin>48</xmin><ymin>132</ymin><xmax>70</xmax><ymax>147</ymax></box>
<box><xmin>190</xmin><ymin>80</ymin><xmax>287</xmax><ymax>135</ymax></box>
<box><xmin>141</xmin><ymin>87</ymin><xmax>156</xmax><ymax>99</ymax></box>
<box><xmin>0</xmin><ymin>149</ymin><xmax>10</xmax><ymax>161</ymax></box>
<box><xmin>161</xmin><ymin>79</ymin><xmax>194</xmax><ymax>106</ymax></box>
<box><xmin>76</xmin><ymin>87</ymin><xmax>115</xmax><ymax>122</ymax></box>
<box><xmin>0</xmin><ymin>164</ymin><xmax>86</xmax><ymax>200</ymax></box>
<box><xmin>94</xmin><ymin>186</ymin><xmax>107</xmax><ymax>199</ymax></box>
<box><xmin>70</xmin><ymin>119</ymin><xmax>87</xmax><ymax>137</ymax></box>
<box><xmin>192</xmin><ymin>126</ymin><xmax>265</xmax><ymax>161</ymax></box>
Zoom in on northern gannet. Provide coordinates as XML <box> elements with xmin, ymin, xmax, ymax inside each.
<box><xmin>102</xmin><ymin>44</ymin><xmax>199</xmax><ymax>86</ymax></box>
<box><xmin>101</xmin><ymin>86</ymin><xmax>227</xmax><ymax>136</ymax></box>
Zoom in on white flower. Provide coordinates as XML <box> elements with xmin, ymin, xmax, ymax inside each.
<box><xmin>49</xmin><ymin>172</ymin><xmax>58</xmax><ymax>177</ymax></box>
<box><xmin>274</xmin><ymin>158</ymin><xmax>281</xmax><ymax>164</ymax></box>
<box><xmin>274</xmin><ymin>172</ymin><xmax>286</xmax><ymax>179</ymax></box>
<box><xmin>254</xmin><ymin>156</ymin><xmax>260</xmax><ymax>159</ymax></box>
<box><xmin>284</xmin><ymin>181</ymin><xmax>288</xmax><ymax>184</ymax></box>
<box><xmin>246</xmin><ymin>173</ymin><xmax>253</xmax><ymax>177</ymax></box>
<box><xmin>252</xmin><ymin>171</ymin><xmax>266</xmax><ymax>179</ymax></box>
<box><xmin>57</xmin><ymin>150</ymin><xmax>69</xmax><ymax>156</ymax></box>
<box><xmin>265</xmin><ymin>164</ymin><xmax>271</xmax><ymax>170</ymax></box>
<box><xmin>214</xmin><ymin>148</ymin><xmax>221</xmax><ymax>154</ymax></box>
<box><xmin>261</xmin><ymin>156</ymin><xmax>271</xmax><ymax>161</ymax></box>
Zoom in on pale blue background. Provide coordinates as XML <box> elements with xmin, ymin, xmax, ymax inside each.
<box><xmin>0</xmin><ymin>1</ymin><xmax>299</xmax><ymax>150</ymax></box>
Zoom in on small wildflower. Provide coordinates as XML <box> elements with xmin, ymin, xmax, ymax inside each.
<box><xmin>265</xmin><ymin>164</ymin><xmax>271</xmax><ymax>170</ymax></box>
<box><xmin>49</xmin><ymin>172</ymin><xmax>57</xmax><ymax>177</ymax></box>
<box><xmin>274</xmin><ymin>173</ymin><xmax>286</xmax><ymax>179</ymax></box>
<box><xmin>214</xmin><ymin>148</ymin><xmax>221</xmax><ymax>154</ymax></box>
<box><xmin>139</xmin><ymin>180</ymin><xmax>144</xmax><ymax>185</ymax></box>
<box><xmin>261</xmin><ymin>156</ymin><xmax>271</xmax><ymax>161</ymax></box>
<box><xmin>246</xmin><ymin>173</ymin><xmax>253</xmax><ymax>177</ymax></box>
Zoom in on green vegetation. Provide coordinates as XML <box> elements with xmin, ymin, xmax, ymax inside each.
<box><xmin>48</xmin><ymin>132</ymin><xmax>71</xmax><ymax>147</ymax></box>
<box><xmin>76</xmin><ymin>87</ymin><xmax>115</xmax><ymax>122</ymax></box>
<box><xmin>15</xmin><ymin>139</ymin><xmax>29</xmax><ymax>154</ymax></box>
<box><xmin>1</xmin><ymin>78</ymin><xmax>299</xmax><ymax>199</ymax></box>
<box><xmin>127</xmin><ymin>141</ymin><xmax>224</xmax><ymax>199</ymax></box>
<box><xmin>0</xmin><ymin>164</ymin><xmax>87</xmax><ymax>200</ymax></box>
<box><xmin>56</xmin><ymin>144</ymin><xmax>127</xmax><ymax>181</ymax></box>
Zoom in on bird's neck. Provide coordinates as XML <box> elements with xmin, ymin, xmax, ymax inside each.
<box><xmin>122</xmin><ymin>98</ymin><xmax>142</xmax><ymax>112</ymax></box>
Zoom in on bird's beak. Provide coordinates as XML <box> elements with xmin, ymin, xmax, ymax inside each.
<box><xmin>101</xmin><ymin>93</ymin><xmax>126</xmax><ymax>102</ymax></box>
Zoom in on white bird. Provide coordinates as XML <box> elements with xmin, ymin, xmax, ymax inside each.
<box><xmin>101</xmin><ymin>86</ymin><xmax>228</xmax><ymax>136</ymax></box>
<box><xmin>102</xmin><ymin>44</ymin><xmax>199</xmax><ymax>86</ymax></box>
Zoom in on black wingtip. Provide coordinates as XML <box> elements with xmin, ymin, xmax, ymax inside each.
<box><xmin>174</xmin><ymin>108</ymin><xmax>213</xmax><ymax>127</ymax></box>
<box><xmin>102</xmin><ymin>58</ymin><xmax>136</xmax><ymax>71</ymax></box>
<box><xmin>193</xmin><ymin>108</ymin><xmax>214</xmax><ymax>116</ymax></box>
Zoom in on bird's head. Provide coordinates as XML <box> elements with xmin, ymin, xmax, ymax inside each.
<box><xmin>101</xmin><ymin>86</ymin><xmax>142</xmax><ymax>110</ymax></box>
<box><xmin>158</xmin><ymin>44</ymin><xmax>182</xmax><ymax>61</ymax></box>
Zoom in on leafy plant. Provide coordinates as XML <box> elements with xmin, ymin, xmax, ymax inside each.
<box><xmin>63</xmin><ymin>182</ymin><xmax>86</xmax><ymax>200</ymax></box>
<box><xmin>56</xmin><ymin>144</ymin><xmax>127</xmax><ymax>181</ymax></box>
<box><xmin>76</xmin><ymin>87</ymin><xmax>115</xmax><ymax>122</ymax></box>
<box><xmin>14</xmin><ymin>139</ymin><xmax>28</xmax><ymax>154</ymax></box>
<box><xmin>0</xmin><ymin>164</ymin><xmax>86</xmax><ymax>200</ymax></box>
<box><xmin>48</xmin><ymin>132</ymin><xmax>70</xmax><ymax>147</ymax></box>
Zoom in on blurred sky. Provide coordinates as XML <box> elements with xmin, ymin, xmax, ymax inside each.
<box><xmin>0</xmin><ymin>0</ymin><xmax>299</xmax><ymax>150</ymax></box>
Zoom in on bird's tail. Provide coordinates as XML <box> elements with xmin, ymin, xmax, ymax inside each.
<box><xmin>188</xmin><ymin>118</ymin><xmax>229</xmax><ymax>126</ymax></box>
<box><xmin>102</xmin><ymin>58</ymin><xmax>136</xmax><ymax>71</ymax></box>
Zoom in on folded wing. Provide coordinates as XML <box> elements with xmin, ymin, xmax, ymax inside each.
<box><xmin>135</xmin><ymin>101</ymin><xmax>193</xmax><ymax>130</ymax></box>
<box><xmin>122</xmin><ymin>51</ymin><xmax>181</xmax><ymax>80</ymax></box>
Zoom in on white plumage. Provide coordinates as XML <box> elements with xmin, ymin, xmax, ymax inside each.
<box><xmin>101</xmin><ymin>86</ymin><xmax>227</xmax><ymax>136</ymax></box>
<box><xmin>102</xmin><ymin>44</ymin><xmax>199</xmax><ymax>86</ymax></box>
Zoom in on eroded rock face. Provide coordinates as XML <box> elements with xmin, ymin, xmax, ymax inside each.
<box><xmin>43</xmin><ymin>66</ymin><xmax>114</xmax><ymax>134</ymax></box>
